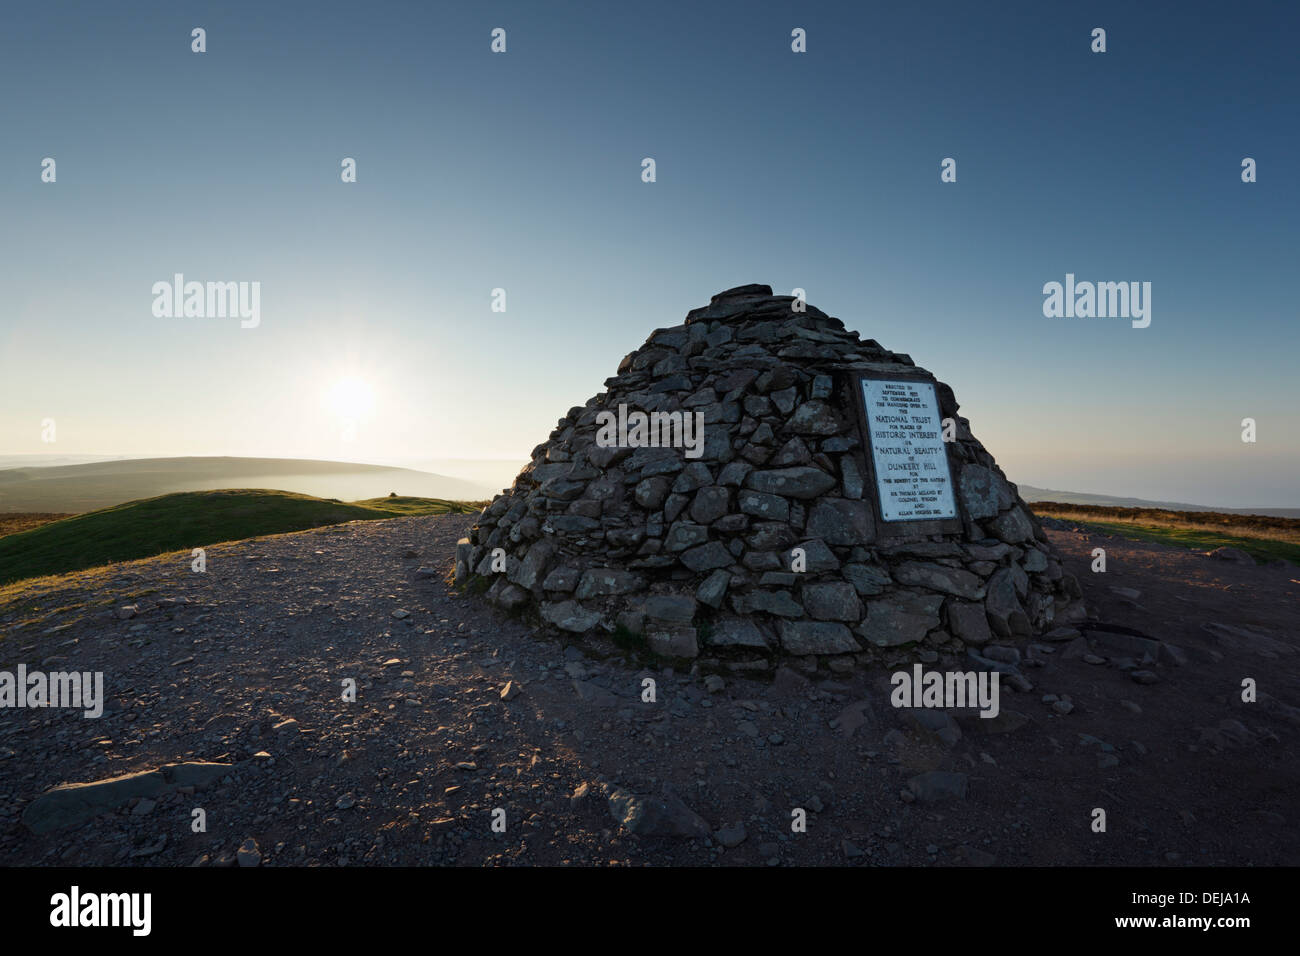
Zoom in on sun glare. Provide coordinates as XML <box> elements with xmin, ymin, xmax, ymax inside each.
<box><xmin>325</xmin><ymin>377</ymin><xmax>376</xmax><ymax>419</ymax></box>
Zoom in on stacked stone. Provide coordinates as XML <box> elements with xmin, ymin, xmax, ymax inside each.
<box><xmin>456</xmin><ymin>284</ymin><xmax>1085</xmax><ymax>671</ymax></box>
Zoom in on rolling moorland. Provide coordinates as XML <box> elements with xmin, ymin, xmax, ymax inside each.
<box><xmin>0</xmin><ymin>489</ymin><xmax>1295</xmax><ymax>592</ymax></box>
<box><xmin>1030</xmin><ymin>502</ymin><xmax>1300</xmax><ymax>566</ymax></box>
<box><xmin>0</xmin><ymin>457</ymin><xmax>500</xmax><ymax>514</ymax></box>
<box><xmin>0</xmin><ymin>491</ymin><xmax>483</xmax><ymax>586</ymax></box>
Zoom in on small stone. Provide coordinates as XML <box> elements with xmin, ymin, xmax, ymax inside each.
<box><xmin>906</xmin><ymin>771</ymin><xmax>968</xmax><ymax>803</ymax></box>
<box><xmin>500</xmin><ymin>681</ymin><xmax>522</xmax><ymax>701</ymax></box>
<box><xmin>696</xmin><ymin>570</ymin><xmax>731</xmax><ymax>609</ymax></box>
<box><xmin>608</xmin><ymin>785</ymin><xmax>711</xmax><ymax>839</ymax></box>
<box><xmin>236</xmin><ymin>838</ymin><xmax>262</xmax><ymax>867</ymax></box>
<box><xmin>1131</xmin><ymin>670</ymin><xmax>1160</xmax><ymax>685</ymax></box>
<box><xmin>1207</xmin><ymin>546</ymin><xmax>1254</xmax><ymax>565</ymax></box>
<box><xmin>715</xmin><ymin>822</ymin><xmax>747</xmax><ymax>848</ymax></box>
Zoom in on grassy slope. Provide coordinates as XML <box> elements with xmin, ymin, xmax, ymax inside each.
<box><xmin>0</xmin><ymin>489</ymin><xmax>482</xmax><ymax>586</ymax></box>
<box><xmin>0</xmin><ymin>513</ymin><xmax>70</xmax><ymax>537</ymax></box>
<box><xmin>1032</xmin><ymin>503</ymin><xmax>1300</xmax><ymax>565</ymax></box>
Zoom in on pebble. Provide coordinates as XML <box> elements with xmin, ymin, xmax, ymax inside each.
<box><xmin>236</xmin><ymin>838</ymin><xmax>262</xmax><ymax>867</ymax></box>
<box><xmin>715</xmin><ymin>822</ymin><xmax>747</xmax><ymax>848</ymax></box>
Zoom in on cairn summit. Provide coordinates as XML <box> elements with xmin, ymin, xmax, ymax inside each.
<box><xmin>457</xmin><ymin>285</ymin><xmax>1085</xmax><ymax>671</ymax></box>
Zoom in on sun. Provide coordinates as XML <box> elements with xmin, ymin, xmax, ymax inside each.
<box><xmin>325</xmin><ymin>377</ymin><xmax>376</xmax><ymax>420</ymax></box>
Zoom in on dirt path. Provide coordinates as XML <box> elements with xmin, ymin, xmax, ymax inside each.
<box><xmin>1</xmin><ymin>515</ymin><xmax>1296</xmax><ymax>866</ymax></box>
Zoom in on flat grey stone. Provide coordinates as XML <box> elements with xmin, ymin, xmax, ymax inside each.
<box><xmin>857</xmin><ymin>592</ymin><xmax>943</xmax><ymax>647</ymax></box>
<box><xmin>575</xmin><ymin>569</ymin><xmax>645</xmax><ymax>599</ymax></box>
<box><xmin>708</xmin><ymin>616</ymin><xmax>771</xmax><ymax>648</ymax></box>
<box><xmin>805</xmin><ymin>499</ymin><xmax>875</xmax><ymax>545</ymax></box>
<box><xmin>778</xmin><ymin>620</ymin><xmax>861</xmax><ymax>655</ymax></box>
<box><xmin>644</xmin><ymin>594</ymin><xmax>697</xmax><ymax>624</ymax></box>
<box><xmin>22</xmin><ymin>762</ymin><xmax>233</xmax><ymax>835</ymax></box>
<box><xmin>745</xmin><ymin>467</ymin><xmax>837</xmax><ymax>500</ymax></box>
<box><xmin>541</xmin><ymin>600</ymin><xmax>601</xmax><ymax>633</ymax></box>
<box><xmin>800</xmin><ymin>582</ymin><xmax>863</xmax><ymax>622</ymax></box>
<box><xmin>893</xmin><ymin>561</ymin><xmax>985</xmax><ymax>600</ymax></box>
<box><xmin>608</xmin><ymin>785</ymin><xmax>710</xmax><ymax>839</ymax></box>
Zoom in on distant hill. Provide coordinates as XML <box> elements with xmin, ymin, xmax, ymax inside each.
<box><xmin>0</xmin><ymin>456</ymin><xmax>498</xmax><ymax>514</ymax></box>
<box><xmin>1019</xmin><ymin>485</ymin><xmax>1300</xmax><ymax>520</ymax></box>
<box><xmin>0</xmin><ymin>489</ymin><xmax>477</xmax><ymax>586</ymax></box>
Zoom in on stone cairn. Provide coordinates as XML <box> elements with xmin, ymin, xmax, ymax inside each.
<box><xmin>456</xmin><ymin>284</ymin><xmax>1086</xmax><ymax>673</ymax></box>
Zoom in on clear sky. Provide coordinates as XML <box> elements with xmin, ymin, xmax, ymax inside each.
<box><xmin>1</xmin><ymin>0</ymin><xmax>1296</xmax><ymax>507</ymax></box>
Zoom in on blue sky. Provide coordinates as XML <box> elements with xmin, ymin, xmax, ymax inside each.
<box><xmin>1</xmin><ymin>0</ymin><xmax>1297</xmax><ymax>506</ymax></box>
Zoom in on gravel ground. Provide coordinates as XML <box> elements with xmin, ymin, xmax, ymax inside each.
<box><xmin>1</xmin><ymin>514</ymin><xmax>1296</xmax><ymax>866</ymax></box>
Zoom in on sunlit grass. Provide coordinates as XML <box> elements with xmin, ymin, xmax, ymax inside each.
<box><xmin>1037</xmin><ymin>509</ymin><xmax>1300</xmax><ymax>565</ymax></box>
<box><xmin>0</xmin><ymin>489</ymin><xmax>483</xmax><ymax>588</ymax></box>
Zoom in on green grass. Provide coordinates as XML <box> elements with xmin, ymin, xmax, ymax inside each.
<box><xmin>0</xmin><ymin>489</ymin><xmax>482</xmax><ymax>586</ymax></box>
<box><xmin>1060</xmin><ymin>517</ymin><xmax>1300</xmax><ymax>565</ymax></box>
